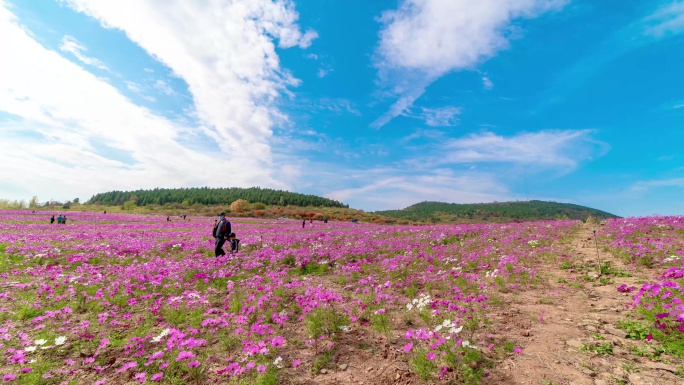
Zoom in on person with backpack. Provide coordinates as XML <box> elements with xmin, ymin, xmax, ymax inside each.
<box><xmin>213</xmin><ymin>212</ymin><xmax>232</xmax><ymax>257</ymax></box>
<box><xmin>57</xmin><ymin>214</ymin><xmax>63</xmax><ymax>224</ymax></box>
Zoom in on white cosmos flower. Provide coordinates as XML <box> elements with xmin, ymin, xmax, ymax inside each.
<box><xmin>273</xmin><ymin>356</ymin><xmax>283</xmax><ymax>369</ymax></box>
<box><xmin>35</xmin><ymin>339</ymin><xmax>47</xmax><ymax>345</ymax></box>
<box><xmin>55</xmin><ymin>336</ymin><xmax>67</xmax><ymax>345</ymax></box>
<box><xmin>24</xmin><ymin>346</ymin><xmax>36</xmax><ymax>352</ymax></box>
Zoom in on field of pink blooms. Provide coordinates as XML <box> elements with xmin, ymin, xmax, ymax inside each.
<box><xmin>0</xmin><ymin>211</ymin><xmax>682</xmax><ymax>384</ymax></box>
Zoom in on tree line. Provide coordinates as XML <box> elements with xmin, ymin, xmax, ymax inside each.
<box><xmin>86</xmin><ymin>187</ymin><xmax>348</xmax><ymax>208</ymax></box>
<box><xmin>375</xmin><ymin>200</ymin><xmax>620</xmax><ymax>222</ymax></box>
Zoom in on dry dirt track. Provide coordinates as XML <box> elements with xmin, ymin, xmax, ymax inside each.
<box><xmin>300</xmin><ymin>222</ymin><xmax>683</xmax><ymax>385</ymax></box>
<box><xmin>498</xmin><ymin>222</ymin><xmax>682</xmax><ymax>385</ymax></box>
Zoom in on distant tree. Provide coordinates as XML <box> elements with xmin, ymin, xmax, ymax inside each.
<box><xmin>122</xmin><ymin>200</ymin><xmax>137</xmax><ymax>210</ymax></box>
<box><xmin>73</xmin><ymin>198</ymin><xmax>80</xmax><ymax>204</ymax></box>
<box><xmin>252</xmin><ymin>202</ymin><xmax>266</xmax><ymax>210</ymax></box>
<box><xmin>230</xmin><ymin>199</ymin><xmax>250</xmax><ymax>212</ymax></box>
<box><xmin>28</xmin><ymin>196</ymin><xmax>39</xmax><ymax>208</ymax></box>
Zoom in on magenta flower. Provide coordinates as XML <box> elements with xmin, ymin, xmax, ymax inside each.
<box><xmin>292</xmin><ymin>359</ymin><xmax>301</xmax><ymax>368</ymax></box>
<box><xmin>20</xmin><ymin>368</ymin><xmax>32</xmax><ymax>373</ymax></box>
<box><xmin>2</xmin><ymin>373</ymin><xmax>16</xmax><ymax>381</ymax></box>
<box><xmin>403</xmin><ymin>342</ymin><xmax>413</xmax><ymax>353</ymax></box>
<box><xmin>176</xmin><ymin>351</ymin><xmax>195</xmax><ymax>361</ymax></box>
<box><xmin>256</xmin><ymin>364</ymin><xmax>266</xmax><ymax>373</ymax></box>
<box><xmin>513</xmin><ymin>347</ymin><xmax>522</xmax><ymax>354</ymax></box>
<box><xmin>187</xmin><ymin>360</ymin><xmax>200</xmax><ymax>368</ymax></box>
<box><xmin>150</xmin><ymin>373</ymin><xmax>163</xmax><ymax>382</ymax></box>
<box><xmin>426</xmin><ymin>352</ymin><xmax>436</xmax><ymax>360</ymax></box>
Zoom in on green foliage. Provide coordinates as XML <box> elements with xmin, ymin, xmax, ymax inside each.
<box><xmin>409</xmin><ymin>349</ymin><xmax>438</xmax><ymax>381</ymax></box>
<box><xmin>375</xmin><ymin>200</ymin><xmax>619</xmax><ymax>223</ymax></box>
<box><xmin>617</xmin><ymin>320</ymin><xmax>651</xmax><ymax>340</ymax></box>
<box><xmin>305</xmin><ymin>307</ymin><xmax>349</xmax><ymax>342</ymax></box>
<box><xmin>580</xmin><ymin>343</ymin><xmax>614</xmax><ymax>355</ymax></box>
<box><xmin>87</xmin><ymin>187</ymin><xmax>348</xmax><ymax>208</ymax></box>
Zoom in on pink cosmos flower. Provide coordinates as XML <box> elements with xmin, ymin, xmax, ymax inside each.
<box><xmin>134</xmin><ymin>373</ymin><xmax>146</xmax><ymax>383</ymax></box>
<box><xmin>403</xmin><ymin>342</ymin><xmax>413</xmax><ymax>353</ymax></box>
<box><xmin>93</xmin><ymin>379</ymin><xmax>106</xmax><ymax>385</ymax></box>
<box><xmin>150</xmin><ymin>373</ymin><xmax>163</xmax><ymax>382</ymax></box>
<box><xmin>3</xmin><ymin>373</ymin><xmax>16</xmax><ymax>381</ymax></box>
<box><xmin>188</xmin><ymin>360</ymin><xmax>200</xmax><ymax>368</ymax></box>
<box><xmin>20</xmin><ymin>368</ymin><xmax>32</xmax><ymax>373</ymax></box>
<box><xmin>176</xmin><ymin>351</ymin><xmax>195</xmax><ymax>361</ymax></box>
<box><xmin>271</xmin><ymin>335</ymin><xmax>284</xmax><ymax>348</ymax></box>
<box><xmin>257</xmin><ymin>364</ymin><xmax>266</xmax><ymax>373</ymax></box>
<box><xmin>426</xmin><ymin>352</ymin><xmax>436</xmax><ymax>360</ymax></box>
<box><xmin>292</xmin><ymin>359</ymin><xmax>302</xmax><ymax>368</ymax></box>
<box><xmin>513</xmin><ymin>347</ymin><xmax>522</xmax><ymax>354</ymax></box>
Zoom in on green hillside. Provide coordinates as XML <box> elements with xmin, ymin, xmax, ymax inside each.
<box><xmin>375</xmin><ymin>200</ymin><xmax>620</xmax><ymax>223</ymax></box>
<box><xmin>87</xmin><ymin>187</ymin><xmax>348</xmax><ymax>208</ymax></box>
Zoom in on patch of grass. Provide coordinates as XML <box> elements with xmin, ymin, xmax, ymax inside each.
<box><xmin>410</xmin><ymin>349</ymin><xmax>438</xmax><ymax>381</ymax></box>
<box><xmin>580</xmin><ymin>343</ymin><xmax>613</xmax><ymax>355</ymax></box>
<box><xmin>617</xmin><ymin>320</ymin><xmax>650</xmax><ymax>340</ymax></box>
<box><xmin>311</xmin><ymin>350</ymin><xmax>333</xmax><ymax>374</ymax></box>
<box><xmin>538</xmin><ymin>297</ymin><xmax>554</xmax><ymax>305</ymax></box>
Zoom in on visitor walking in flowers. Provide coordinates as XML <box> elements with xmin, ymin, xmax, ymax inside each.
<box><xmin>213</xmin><ymin>212</ymin><xmax>232</xmax><ymax>257</ymax></box>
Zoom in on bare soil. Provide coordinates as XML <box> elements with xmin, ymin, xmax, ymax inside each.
<box><xmin>296</xmin><ymin>223</ymin><xmax>683</xmax><ymax>385</ymax></box>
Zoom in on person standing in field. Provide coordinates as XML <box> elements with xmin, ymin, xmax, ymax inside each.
<box><xmin>213</xmin><ymin>212</ymin><xmax>232</xmax><ymax>257</ymax></box>
<box><xmin>57</xmin><ymin>214</ymin><xmax>63</xmax><ymax>224</ymax></box>
<box><xmin>302</xmin><ymin>219</ymin><xmax>305</xmax><ymax>229</ymax></box>
<box><xmin>50</xmin><ymin>215</ymin><xmax>55</xmax><ymax>224</ymax></box>
<box><xmin>62</xmin><ymin>215</ymin><xmax>67</xmax><ymax>224</ymax></box>
<box><xmin>229</xmin><ymin>233</ymin><xmax>240</xmax><ymax>255</ymax></box>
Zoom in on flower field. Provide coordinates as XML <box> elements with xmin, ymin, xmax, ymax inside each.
<box><xmin>0</xmin><ymin>211</ymin><xmax>682</xmax><ymax>384</ymax></box>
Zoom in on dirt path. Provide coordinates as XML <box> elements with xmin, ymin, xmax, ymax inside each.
<box><xmin>500</xmin><ymin>222</ymin><xmax>682</xmax><ymax>385</ymax></box>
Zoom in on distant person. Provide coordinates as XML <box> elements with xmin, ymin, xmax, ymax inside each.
<box><xmin>104</xmin><ymin>210</ymin><xmax>106</xmax><ymax>214</ymax></box>
<box><xmin>213</xmin><ymin>212</ymin><xmax>232</xmax><ymax>257</ymax></box>
<box><xmin>302</xmin><ymin>219</ymin><xmax>305</xmax><ymax>229</ymax></box>
<box><xmin>50</xmin><ymin>215</ymin><xmax>55</xmax><ymax>224</ymax></box>
<box><xmin>166</xmin><ymin>216</ymin><xmax>170</xmax><ymax>222</ymax></box>
<box><xmin>57</xmin><ymin>215</ymin><xmax>63</xmax><ymax>225</ymax></box>
<box><xmin>62</xmin><ymin>215</ymin><xmax>67</xmax><ymax>225</ymax></box>
<box><xmin>183</xmin><ymin>214</ymin><xmax>187</xmax><ymax>220</ymax></box>
<box><xmin>309</xmin><ymin>219</ymin><xmax>313</xmax><ymax>227</ymax></box>
<box><xmin>229</xmin><ymin>233</ymin><xmax>240</xmax><ymax>255</ymax></box>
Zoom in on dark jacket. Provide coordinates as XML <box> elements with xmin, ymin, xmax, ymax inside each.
<box><xmin>214</xmin><ymin>219</ymin><xmax>231</xmax><ymax>239</ymax></box>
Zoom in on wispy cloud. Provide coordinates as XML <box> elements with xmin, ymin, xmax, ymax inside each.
<box><xmin>59</xmin><ymin>35</ymin><xmax>108</xmax><ymax>70</ymax></box>
<box><xmin>372</xmin><ymin>0</ymin><xmax>567</xmax><ymax>128</ymax></box>
<box><xmin>153</xmin><ymin>79</ymin><xmax>175</xmax><ymax>96</ymax></box>
<box><xmin>630</xmin><ymin>177</ymin><xmax>684</xmax><ymax>191</ymax></box>
<box><xmin>326</xmin><ymin>172</ymin><xmax>511</xmax><ymax>211</ymax></box>
<box><xmin>413</xmin><ymin>129</ymin><xmax>608</xmax><ymax>171</ymax></box>
<box><xmin>0</xmin><ymin>1</ymin><xmax>314</xmax><ymax>201</ymax></box>
<box><xmin>62</xmin><ymin>0</ymin><xmax>317</xmax><ymax>164</ymax></box>
<box><xmin>482</xmin><ymin>76</ymin><xmax>494</xmax><ymax>90</ymax></box>
<box><xmin>398</xmin><ymin>106</ymin><xmax>461</xmax><ymax>127</ymax></box>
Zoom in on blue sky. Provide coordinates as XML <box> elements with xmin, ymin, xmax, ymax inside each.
<box><xmin>1</xmin><ymin>0</ymin><xmax>683</xmax><ymax>216</ymax></box>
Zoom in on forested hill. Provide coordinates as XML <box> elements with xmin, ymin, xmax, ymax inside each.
<box><xmin>375</xmin><ymin>200</ymin><xmax>619</xmax><ymax>223</ymax></box>
<box><xmin>87</xmin><ymin>187</ymin><xmax>348</xmax><ymax>208</ymax></box>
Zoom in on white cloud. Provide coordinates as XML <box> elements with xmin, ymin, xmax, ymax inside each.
<box><xmin>59</xmin><ymin>35</ymin><xmax>109</xmax><ymax>70</ymax></box>
<box><xmin>373</xmin><ymin>0</ymin><xmax>566</xmax><ymax>127</ymax></box>
<box><xmin>438</xmin><ymin>129</ymin><xmax>605</xmax><ymax>169</ymax></box>
<box><xmin>61</xmin><ymin>0</ymin><xmax>317</xmax><ymax>163</ymax></box>
<box><xmin>0</xmin><ymin>2</ymin><xmax>300</xmax><ymax>201</ymax></box>
<box><xmin>630</xmin><ymin>178</ymin><xmax>684</xmax><ymax>191</ymax></box>
<box><xmin>419</xmin><ymin>106</ymin><xmax>461</xmax><ymax>127</ymax></box>
<box><xmin>482</xmin><ymin>76</ymin><xmax>494</xmax><ymax>90</ymax></box>
<box><xmin>326</xmin><ymin>173</ymin><xmax>510</xmax><ymax>211</ymax></box>
<box><xmin>125</xmin><ymin>81</ymin><xmax>141</xmax><ymax>93</ymax></box>
<box><xmin>317</xmin><ymin>68</ymin><xmax>332</xmax><ymax>78</ymax></box>
<box><xmin>642</xmin><ymin>1</ymin><xmax>684</xmax><ymax>38</ymax></box>
<box><xmin>153</xmin><ymin>79</ymin><xmax>175</xmax><ymax>96</ymax></box>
